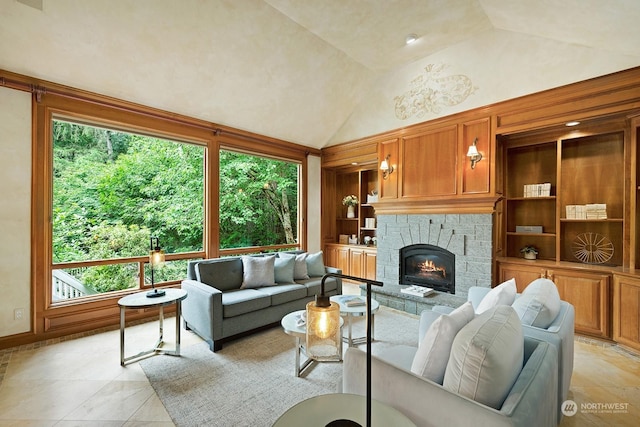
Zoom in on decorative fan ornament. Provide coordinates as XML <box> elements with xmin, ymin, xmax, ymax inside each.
<box><xmin>571</xmin><ymin>232</ymin><xmax>614</xmax><ymax>264</ymax></box>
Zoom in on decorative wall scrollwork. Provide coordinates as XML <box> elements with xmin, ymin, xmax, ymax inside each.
<box><xmin>394</xmin><ymin>64</ymin><xmax>477</xmax><ymax>120</ymax></box>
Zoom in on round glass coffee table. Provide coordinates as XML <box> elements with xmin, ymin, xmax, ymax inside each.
<box><xmin>273</xmin><ymin>393</ymin><xmax>416</xmax><ymax>427</ymax></box>
<box><xmin>330</xmin><ymin>295</ymin><xmax>380</xmax><ymax>347</ymax></box>
<box><xmin>281</xmin><ymin>310</ymin><xmax>344</xmax><ymax>377</ymax></box>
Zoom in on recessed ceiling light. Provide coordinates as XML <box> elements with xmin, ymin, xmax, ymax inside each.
<box><xmin>405</xmin><ymin>34</ymin><xmax>418</xmax><ymax>45</ymax></box>
<box><xmin>566</xmin><ymin>121</ymin><xmax>580</xmax><ymax>127</ymax></box>
<box><xmin>351</xmin><ymin>162</ymin><xmax>358</xmax><ymax>165</ymax></box>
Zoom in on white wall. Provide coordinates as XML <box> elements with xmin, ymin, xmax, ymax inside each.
<box><xmin>306</xmin><ymin>155</ymin><xmax>322</xmax><ymax>253</ymax></box>
<box><xmin>0</xmin><ymin>87</ymin><xmax>32</xmax><ymax>337</ymax></box>
<box><xmin>329</xmin><ymin>29</ymin><xmax>640</xmax><ymax>144</ymax></box>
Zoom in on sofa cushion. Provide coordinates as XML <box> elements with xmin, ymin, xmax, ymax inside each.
<box><xmin>221</xmin><ymin>289</ymin><xmax>271</xmax><ymax>318</ymax></box>
<box><xmin>306</xmin><ymin>251</ymin><xmax>326</xmax><ymax>277</ymax></box>
<box><xmin>410</xmin><ymin>302</ymin><xmax>475</xmax><ymax>384</ymax></box>
<box><xmin>274</xmin><ymin>256</ymin><xmax>295</xmax><ymax>284</ymax></box>
<box><xmin>196</xmin><ymin>258</ymin><xmax>243</xmax><ymax>292</ymax></box>
<box><xmin>443</xmin><ymin>305</ymin><xmax>524</xmax><ymax>410</ymax></box>
<box><xmin>279</xmin><ymin>252</ymin><xmax>310</xmax><ymax>280</ymax></box>
<box><xmin>255</xmin><ymin>284</ymin><xmax>308</xmax><ymax>306</ymax></box>
<box><xmin>475</xmin><ymin>278</ymin><xmax>517</xmax><ymax>314</ymax></box>
<box><xmin>512</xmin><ymin>278</ymin><xmax>561</xmax><ymax>329</ymax></box>
<box><xmin>300</xmin><ymin>276</ymin><xmax>338</xmax><ymax>297</ymax></box>
<box><xmin>240</xmin><ymin>255</ymin><xmax>276</xmax><ymax>289</ymax></box>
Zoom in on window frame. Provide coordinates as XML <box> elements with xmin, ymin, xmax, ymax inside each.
<box><xmin>217</xmin><ymin>146</ymin><xmax>303</xmax><ymax>256</ymax></box>
<box><xmin>32</xmin><ymin>92</ymin><xmax>309</xmax><ymax>338</ymax></box>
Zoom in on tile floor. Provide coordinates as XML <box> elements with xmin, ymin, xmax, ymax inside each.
<box><xmin>0</xmin><ymin>288</ymin><xmax>638</xmax><ymax>426</ymax></box>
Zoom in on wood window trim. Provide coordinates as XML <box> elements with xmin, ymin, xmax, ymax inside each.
<box><xmin>0</xmin><ymin>67</ymin><xmax>315</xmax><ymax>348</ymax></box>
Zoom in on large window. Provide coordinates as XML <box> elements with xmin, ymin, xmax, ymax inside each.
<box><xmin>219</xmin><ymin>150</ymin><xmax>300</xmax><ymax>252</ymax></box>
<box><xmin>51</xmin><ymin>120</ymin><xmax>205</xmax><ymax>301</ymax></box>
<box><xmin>29</xmin><ymin>86</ymin><xmax>310</xmax><ymax>342</ymax></box>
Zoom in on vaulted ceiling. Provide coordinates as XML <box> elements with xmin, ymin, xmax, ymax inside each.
<box><xmin>2</xmin><ymin>0</ymin><xmax>640</xmax><ymax>149</ymax></box>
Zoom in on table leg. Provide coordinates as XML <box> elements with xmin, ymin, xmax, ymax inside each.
<box><xmin>371</xmin><ymin>312</ymin><xmax>375</xmax><ymax>341</ymax></box>
<box><xmin>175</xmin><ymin>301</ymin><xmax>181</xmax><ymax>355</ymax></box>
<box><xmin>295</xmin><ymin>336</ymin><xmax>301</xmax><ymax>377</ymax></box>
<box><xmin>120</xmin><ymin>307</ymin><xmax>125</xmax><ymax>366</ymax></box>
<box><xmin>158</xmin><ymin>305</ymin><xmax>164</xmax><ymax>346</ymax></box>
<box><xmin>348</xmin><ymin>314</ymin><xmax>354</xmax><ymax>347</ymax></box>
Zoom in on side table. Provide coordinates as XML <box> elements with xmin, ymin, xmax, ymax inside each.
<box><xmin>330</xmin><ymin>295</ymin><xmax>380</xmax><ymax>347</ymax></box>
<box><xmin>118</xmin><ymin>288</ymin><xmax>188</xmax><ymax>366</ymax></box>
<box><xmin>281</xmin><ymin>310</ymin><xmax>343</xmax><ymax>377</ymax></box>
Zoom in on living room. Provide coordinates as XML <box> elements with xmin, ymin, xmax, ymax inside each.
<box><xmin>2</xmin><ymin>1</ymin><xmax>640</xmax><ymax>426</ymax></box>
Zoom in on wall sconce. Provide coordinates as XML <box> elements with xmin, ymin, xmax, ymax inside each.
<box><xmin>466</xmin><ymin>137</ymin><xmax>483</xmax><ymax>169</ymax></box>
<box><xmin>147</xmin><ymin>236</ymin><xmax>166</xmax><ymax>298</ymax></box>
<box><xmin>380</xmin><ymin>154</ymin><xmax>394</xmax><ymax>180</ymax></box>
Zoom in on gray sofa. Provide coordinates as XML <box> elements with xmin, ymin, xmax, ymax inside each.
<box><xmin>181</xmin><ymin>252</ymin><xmax>342</xmax><ymax>351</ymax></box>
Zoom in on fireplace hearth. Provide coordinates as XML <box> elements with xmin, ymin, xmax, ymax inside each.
<box><xmin>400</xmin><ymin>244</ymin><xmax>455</xmax><ymax>294</ymax></box>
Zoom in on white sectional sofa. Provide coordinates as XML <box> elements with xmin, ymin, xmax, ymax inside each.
<box><xmin>343</xmin><ymin>305</ymin><xmax>559</xmax><ymax>427</ymax></box>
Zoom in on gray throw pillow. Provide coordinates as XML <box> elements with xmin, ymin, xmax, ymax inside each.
<box><xmin>274</xmin><ymin>256</ymin><xmax>295</xmax><ymax>284</ymax></box>
<box><xmin>240</xmin><ymin>255</ymin><xmax>276</xmax><ymax>288</ymax></box>
<box><xmin>279</xmin><ymin>252</ymin><xmax>309</xmax><ymax>280</ymax></box>
<box><xmin>306</xmin><ymin>251</ymin><xmax>326</xmax><ymax>277</ymax></box>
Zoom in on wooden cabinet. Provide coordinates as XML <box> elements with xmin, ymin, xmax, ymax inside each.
<box><xmin>332</xmin><ymin>169</ymin><xmax>378</xmax><ymax>245</ymax></box>
<box><xmin>501</xmin><ymin>127</ymin><xmax>626</xmax><ymax>265</ymax></box>
<box><xmin>324</xmin><ymin>243</ymin><xmax>350</xmax><ymax>274</ymax></box>
<box><xmin>552</xmin><ymin>269</ymin><xmax>610</xmax><ymax>339</ymax></box>
<box><xmin>497</xmin><ymin>123</ymin><xmax>628</xmax><ymax>340</ymax></box>
<box><xmin>324</xmin><ymin>243</ymin><xmax>376</xmax><ymax>280</ymax></box>
<box><xmin>498</xmin><ymin>260</ymin><xmax>611</xmax><ymax>338</ymax></box>
<box><xmin>497</xmin><ymin>261</ymin><xmax>546</xmax><ymax>292</ymax></box>
<box><xmin>613</xmin><ymin>274</ymin><xmax>640</xmax><ymax>351</ymax></box>
<box><xmin>349</xmin><ymin>246</ymin><xmax>377</xmax><ymax>280</ymax></box>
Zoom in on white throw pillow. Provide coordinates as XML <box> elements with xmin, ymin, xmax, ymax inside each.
<box><xmin>240</xmin><ymin>256</ymin><xmax>276</xmax><ymax>288</ymax></box>
<box><xmin>475</xmin><ymin>278</ymin><xmax>517</xmax><ymax>314</ymax></box>
<box><xmin>443</xmin><ymin>305</ymin><xmax>524</xmax><ymax>410</ymax></box>
<box><xmin>279</xmin><ymin>252</ymin><xmax>309</xmax><ymax>280</ymax></box>
<box><xmin>512</xmin><ymin>278</ymin><xmax>561</xmax><ymax>329</ymax></box>
<box><xmin>411</xmin><ymin>302</ymin><xmax>475</xmax><ymax>384</ymax></box>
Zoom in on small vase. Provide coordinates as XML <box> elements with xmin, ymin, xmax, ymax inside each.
<box><xmin>347</xmin><ymin>205</ymin><xmax>355</xmax><ymax>218</ymax></box>
<box><xmin>524</xmin><ymin>252</ymin><xmax>537</xmax><ymax>260</ymax></box>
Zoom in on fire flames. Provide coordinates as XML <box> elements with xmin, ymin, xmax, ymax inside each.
<box><xmin>417</xmin><ymin>259</ymin><xmax>446</xmax><ymax>278</ymax></box>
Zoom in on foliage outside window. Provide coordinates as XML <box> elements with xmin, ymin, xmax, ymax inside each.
<box><xmin>219</xmin><ymin>150</ymin><xmax>299</xmax><ymax>250</ymax></box>
<box><xmin>52</xmin><ymin>120</ymin><xmax>205</xmax><ymax>298</ymax></box>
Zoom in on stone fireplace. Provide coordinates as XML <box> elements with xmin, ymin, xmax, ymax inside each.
<box><xmin>367</xmin><ymin>213</ymin><xmax>493</xmax><ymax>315</ymax></box>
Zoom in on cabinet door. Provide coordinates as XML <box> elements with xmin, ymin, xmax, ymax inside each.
<box><xmin>325</xmin><ymin>244</ymin><xmax>350</xmax><ymax>274</ymax></box>
<box><xmin>551</xmin><ymin>269</ymin><xmax>610</xmax><ymax>338</ymax></box>
<box><xmin>349</xmin><ymin>248</ymin><xmax>364</xmax><ymax>278</ymax></box>
<box><xmin>497</xmin><ymin>262</ymin><xmax>546</xmax><ymax>292</ymax></box>
<box><xmin>363</xmin><ymin>249</ymin><xmax>377</xmax><ymax>280</ymax></box>
<box><xmin>613</xmin><ymin>275</ymin><xmax>640</xmax><ymax>351</ymax></box>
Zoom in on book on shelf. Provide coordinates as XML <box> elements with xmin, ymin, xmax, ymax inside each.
<box><xmin>400</xmin><ymin>285</ymin><xmax>434</xmax><ymax>297</ymax></box>
<box><xmin>565</xmin><ymin>204</ymin><xmax>607</xmax><ymax>219</ymax></box>
<box><xmin>523</xmin><ymin>182</ymin><xmax>551</xmax><ymax>197</ymax></box>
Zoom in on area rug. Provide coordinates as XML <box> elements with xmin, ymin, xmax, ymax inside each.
<box><xmin>140</xmin><ymin>306</ymin><xmax>419</xmax><ymax>427</ymax></box>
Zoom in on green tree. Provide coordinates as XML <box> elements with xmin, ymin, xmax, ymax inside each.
<box><xmin>219</xmin><ymin>150</ymin><xmax>298</xmax><ymax>248</ymax></box>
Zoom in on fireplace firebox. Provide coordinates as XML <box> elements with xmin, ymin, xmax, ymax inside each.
<box><xmin>400</xmin><ymin>244</ymin><xmax>455</xmax><ymax>294</ymax></box>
